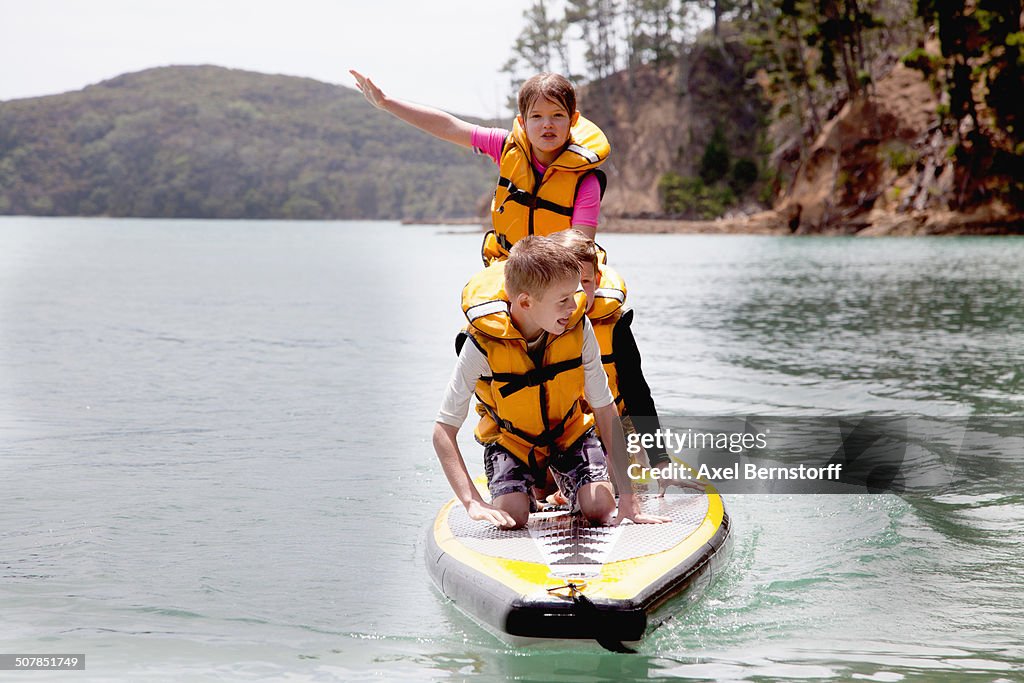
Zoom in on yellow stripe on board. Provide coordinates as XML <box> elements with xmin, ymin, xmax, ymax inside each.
<box><xmin>432</xmin><ymin>498</ymin><xmax>553</xmax><ymax>594</ymax></box>
<box><xmin>595</xmin><ymin>490</ymin><xmax>723</xmax><ymax>600</ymax></box>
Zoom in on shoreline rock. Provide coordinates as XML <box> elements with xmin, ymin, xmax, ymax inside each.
<box><xmin>404</xmin><ymin>205</ymin><xmax>1022</xmax><ymax>236</ymax></box>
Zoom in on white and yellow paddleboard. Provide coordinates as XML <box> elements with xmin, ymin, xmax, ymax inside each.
<box><xmin>425</xmin><ymin>479</ymin><xmax>731</xmax><ymax>647</ymax></box>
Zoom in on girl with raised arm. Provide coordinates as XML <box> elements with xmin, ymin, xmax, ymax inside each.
<box><xmin>350</xmin><ymin>70</ymin><xmax>608</xmax><ymax>264</ymax></box>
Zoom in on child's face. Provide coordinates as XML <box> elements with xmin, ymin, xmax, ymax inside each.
<box><xmin>520</xmin><ymin>97</ymin><xmax>577</xmax><ymax>157</ymax></box>
<box><xmin>526</xmin><ymin>275</ymin><xmax>581</xmax><ymax>335</ymax></box>
<box><xmin>579</xmin><ymin>261</ymin><xmax>597</xmax><ymax>311</ymax></box>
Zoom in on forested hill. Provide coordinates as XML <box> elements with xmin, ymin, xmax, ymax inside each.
<box><xmin>0</xmin><ymin>65</ymin><xmax>497</xmax><ymax>220</ymax></box>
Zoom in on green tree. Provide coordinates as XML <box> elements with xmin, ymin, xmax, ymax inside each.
<box><xmin>659</xmin><ymin>171</ymin><xmax>737</xmax><ymax>217</ymax></box>
<box><xmin>700</xmin><ymin>125</ymin><xmax>731</xmax><ymax>184</ymax></box>
<box><xmin>565</xmin><ymin>0</ymin><xmax>623</xmax><ymax>82</ymax></box>
<box><xmin>501</xmin><ymin>0</ymin><xmax>572</xmax><ymax>111</ymax></box>
<box><xmin>730</xmin><ymin>157</ymin><xmax>759</xmax><ymax>193</ymax></box>
<box><xmin>625</xmin><ymin>0</ymin><xmax>682</xmax><ymax>66</ymax></box>
<box><xmin>913</xmin><ymin>0</ymin><xmax>1024</xmax><ymax>206</ymax></box>
<box><xmin>806</xmin><ymin>0</ymin><xmax>882</xmax><ymax>98</ymax></box>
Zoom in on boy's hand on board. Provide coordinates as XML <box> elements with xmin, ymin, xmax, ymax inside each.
<box><xmin>465</xmin><ymin>499</ymin><xmax>520</xmax><ymax>529</ymax></box>
<box><xmin>658</xmin><ymin>475</ymin><xmax>709</xmax><ymax>497</ymax></box>
<box><xmin>612</xmin><ymin>493</ymin><xmax>670</xmax><ymax>525</ymax></box>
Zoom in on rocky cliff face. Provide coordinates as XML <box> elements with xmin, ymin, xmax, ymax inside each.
<box><xmin>581</xmin><ymin>38</ymin><xmax>769</xmax><ymax>217</ymax></box>
<box><xmin>776</xmin><ymin>57</ymin><xmax>1021</xmax><ymax>234</ymax></box>
<box><xmin>585</xmin><ymin>37</ymin><xmax>1021</xmax><ymax>234</ymax></box>
<box><xmin>777</xmin><ymin>61</ymin><xmax>942</xmax><ymax>231</ymax></box>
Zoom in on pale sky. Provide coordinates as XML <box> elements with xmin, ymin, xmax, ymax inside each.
<box><xmin>0</xmin><ymin>0</ymin><xmax>541</xmax><ymax>118</ymax></box>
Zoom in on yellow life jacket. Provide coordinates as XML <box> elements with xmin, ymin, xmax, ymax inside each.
<box><xmin>461</xmin><ymin>261</ymin><xmax>593</xmax><ymax>471</ymax></box>
<box><xmin>587</xmin><ymin>264</ymin><xmax>628</xmax><ymax>411</ymax></box>
<box><xmin>481</xmin><ymin>115</ymin><xmax>610</xmax><ymax>265</ymax></box>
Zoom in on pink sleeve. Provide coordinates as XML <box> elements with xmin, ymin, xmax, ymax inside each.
<box><xmin>571</xmin><ymin>173</ymin><xmax>602</xmax><ymax>228</ymax></box>
<box><xmin>471</xmin><ymin>126</ymin><xmax>509</xmax><ymax>165</ymax></box>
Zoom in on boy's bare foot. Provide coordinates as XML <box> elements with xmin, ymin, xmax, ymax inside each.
<box><xmin>546</xmin><ymin>490</ymin><xmax>568</xmax><ymax>506</ymax></box>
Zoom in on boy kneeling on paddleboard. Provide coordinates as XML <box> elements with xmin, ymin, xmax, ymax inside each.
<box><xmin>433</xmin><ymin>236</ymin><xmax>670</xmax><ymax>530</ymax></box>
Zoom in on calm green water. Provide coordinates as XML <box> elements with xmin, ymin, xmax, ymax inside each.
<box><xmin>1</xmin><ymin>218</ymin><xmax>1021</xmax><ymax>681</ymax></box>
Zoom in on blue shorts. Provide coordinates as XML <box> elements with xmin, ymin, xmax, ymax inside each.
<box><xmin>483</xmin><ymin>430</ymin><xmax>610</xmax><ymax>512</ymax></box>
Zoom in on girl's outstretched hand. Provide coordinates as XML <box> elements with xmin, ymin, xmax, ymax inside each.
<box><xmin>346</xmin><ymin>69</ymin><xmax>473</xmax><ymax>147</ymax></box>
<box><xmin>349</xmin><ymin>70</ymin><xmax>386</xmax><ymax>109</ymax></box>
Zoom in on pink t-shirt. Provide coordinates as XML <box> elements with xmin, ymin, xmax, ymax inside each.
<box><xmin>472</xmin><ymin>126</ymin><xmax>601</xmax><ymax>228</ymax></box>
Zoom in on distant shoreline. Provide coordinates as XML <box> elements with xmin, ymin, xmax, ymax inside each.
<box><xmin>406</xmin><ymin>207</ymin><xmax>1024</xmax><ymax>236</ymax></box>
<box><xmin>3</xmin><ymin>210</ymin><xmax>1018</xmax><ymax>235</ymax></box>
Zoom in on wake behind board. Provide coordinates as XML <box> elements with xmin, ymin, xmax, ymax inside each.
<box><xmin>425</xmin><ymin>481</ymin><xmax>731</xmax><ymax>647</ymax></box>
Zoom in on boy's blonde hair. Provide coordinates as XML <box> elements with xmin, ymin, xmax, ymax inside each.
<box><xmin>547</xmin><ymin>229</ymin><xmax>599</xmax><ymax>272</ymax></box>
<box><xmin>505</xmin><ymin>236</ymin><xmax>582</xmax><ymax>298</ymax></box>
<box><xmin>518</xmin><ymin>72</ymin><xmax>577</xmax><ymax>118</ymax></box>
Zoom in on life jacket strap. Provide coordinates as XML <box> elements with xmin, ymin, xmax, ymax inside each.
<box><xmin>495</xmin><ymin>231</ymin><xmax>514</xmax><ymax>254</ymax></box>
<box><xmin>493</xmin><ymin>356</ymin><xmax>584</xmax><ymax>398</ymax></box>
<box><xmin>496</xmin><ymin>176</ymin><xmax>574</xmax><ymax>217</ymax></box>
<box><xmin>479</xmin><ymin>400</ymin><xmax>578</xmax><ymax>452</ymax></box>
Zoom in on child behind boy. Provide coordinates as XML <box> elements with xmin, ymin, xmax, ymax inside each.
<box><xmin>433</xmin><ymin>236</ymin><xmax>669</xmax><ymax>529</ymax></box>
<box><xmin>547</xmin><ymin>229</ymin><xmax>671</xmax><ymax>466</ymax></box>
<box><xmin>547</xmin><ymin>230</ymin><xmax>707</xmax><ymax>495</ymax></box>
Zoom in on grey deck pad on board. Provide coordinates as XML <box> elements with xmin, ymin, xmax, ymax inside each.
<box><xmin>445</xmin><ymin>492</ymin><xmax>709</xmax><ymax>575</ymax></box>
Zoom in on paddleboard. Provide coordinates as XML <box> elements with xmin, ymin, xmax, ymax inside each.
<box><xmin>425</xmin><ymin>479</ymin><xmax>731</xmax><ymax>648</ymax></box>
